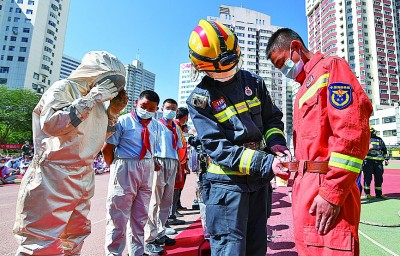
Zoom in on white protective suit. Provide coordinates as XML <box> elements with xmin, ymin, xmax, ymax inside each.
<box><xmin>13</xmin><ymin>51</ymin><xmax>126</xmax><ymax>256</ymax></box>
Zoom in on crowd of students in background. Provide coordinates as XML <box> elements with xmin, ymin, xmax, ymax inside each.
<box><xmin>0</xmin><ymin>141</ymin><xmax>33</xmax><ymax>185</ymax></box>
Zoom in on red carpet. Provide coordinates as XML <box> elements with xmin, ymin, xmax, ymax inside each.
<box><xmin>163</xmin><ymin>219</ymin><xmax>209</xmax><ymax>256</ymax></box>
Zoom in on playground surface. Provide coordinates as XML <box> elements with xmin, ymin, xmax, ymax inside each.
<box><xmin>0</xmin><ymin>161</ymin><xmax>398</xmax><ymax>255</ymax></box>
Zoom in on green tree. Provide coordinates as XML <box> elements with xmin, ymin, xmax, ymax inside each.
<box><xmin>0</xmin><ymin>86</ymin><xmax>41</xmax><ymax>144</ymax></box>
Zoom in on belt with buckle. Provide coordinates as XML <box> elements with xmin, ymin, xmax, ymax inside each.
<box><xmin>282</xmin><ymin>161</ymin><xmax>329</xmax><ymax>174</ymax></box>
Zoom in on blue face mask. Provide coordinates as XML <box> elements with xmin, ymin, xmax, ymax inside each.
<box><xmin>136</xmin><ymin>107</ymin><xmax>155</xmax><ymax>120</ymax></box>
<box><xmin>163</xmin><ymin>109</ymin><xmax>176</xmax><ymax>120</ymax></box>
<box><xmin>280</xmin><ymin>46</ymin><xmax>304</xmax><ymax>79</ymax></box>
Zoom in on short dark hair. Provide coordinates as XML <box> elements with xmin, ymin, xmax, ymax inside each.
<box><xmin>162</xmin><ymin>98</ymin><xmax>178</xmax><ymax>106</ymax></box>
<box><xmin>266</xmin><ymin>28</ymin><xmax>307</xmax><ymax>59</ymax></box>
<box><xmin>139</xmin><ymin>90</ymin><xmax>160</xmax><ymax>104</ymax></box>
<box><xmin>176</xmin><ymin>107</ymin><xmax>189</xmax><ymax>119</ymax></box>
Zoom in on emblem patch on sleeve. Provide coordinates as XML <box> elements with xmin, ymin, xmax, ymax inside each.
<box><xmin>191</xmin><ymin>93</ymin><xmax>208</xmax><ymax>109</ymax></box>
<box><xmin>211</xmin><ymin>97</ymin><xmax>227</xmax><ymax>112</ymax></box>
<box><xmin>328</xmin><ymin>83</ymin><xmax>352</xmax><ymax>109</ymax></box>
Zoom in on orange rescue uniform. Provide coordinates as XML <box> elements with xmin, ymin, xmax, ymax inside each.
<box><xmin>292</xmin><ymin>52</ymin><xmax>372</xmax><ymax>255</ymax></box>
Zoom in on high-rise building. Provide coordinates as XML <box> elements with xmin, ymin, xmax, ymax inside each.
<box><xmin>178</xmin><ymin>5</ymin><xmax>292</xmax><ymax>140</ymax></box>
<box><xmin>177</xmin><ymin>62</ymin><xmax>202</xmax><ymax>128</ymax></box>
<box><xmin>59</xmin><ymin>54</ymin><xmax>80</xmax><ymax>79</ymax></box>
<box><xmin>125</xmin><ymin>59</ymin><xmax>155</xmax><ymax>112</ymax></box>
<box><xmin>306</xmin><ymin>0</ymin><xmax>400</xmax><ymax>110</ymax></box>
<box><xmin>0</xmin><ymin>0</ymin><xmax>71</xmax><ymax>93</ymax></box>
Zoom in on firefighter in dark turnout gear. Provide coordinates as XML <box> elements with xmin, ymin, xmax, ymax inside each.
<box><xmin>187</xmin><ymin>20</ymin><xmax>290</xmax><ymax>256</ymax></box>
<box><xmin>363</xmin><ymin>127</ymin><xmax>390</xmax><ymax>199</ymax></box>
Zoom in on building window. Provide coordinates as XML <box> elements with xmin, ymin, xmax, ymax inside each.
<box><xmin>7</xmin><ymin>56</ymin><xmax>13</xmax><ymax>61</ymax></box>
<box><xmin>383</xmin><ymin>116</ymin><xmax>396</xmax><ymax>123</ymax></box>
<box><xmin>0</xmin><ymin>67</ymin><xmax>10</xmax><ymax>73</ymax></box>
<box><xmin>10</xmin><ymin>36</ymin><xmax>17</xmax><ymax>41</ymax></box>
<box><xmin>33</xmin><ymin>72</ymin><xmax>39</xmax><ymax>80</ymax></box>
<box><xmin>14</xmin><ymin>17</ymin><xmax>20</xmax><ymax>22</ymax></box>
<box><xmin>25</xmin><ymin>19</ymin><xmax>31</xmax><ymax>23</ymax></box>
<box><xmin>23</xmin><ymin>28</ymin><xmax>30</xmax><ymax>33</ymax></box>
<box><xmin>4</xmin><ymin>36</ymin><xmax>7</xmax><ymax>41</ymax></box>
<box><xmin>48</xmin><ymin>20</ymin><xmax>56</xmax><ymax>28</ymax></box>
<box><xmin>20</xmin><ymin>47</ymin><xmax>27</xmax><ymax>52</ymax></box>
<box><xmin>9</xmin><ymin>46</ymin><xmax>15</xmax><ymax>51</ymax></box>
<box><xmin>28</xmin><ymin>0</ymin><xmax>34</xmax><ymax>5</ymax></box>
<box><xmin>45</xmin><ymin>38</ymin><xmax>53</xmax><ymax>44</ymax></box>
<box><xmin>43</xmin><ymin>55</ymin><xmax>51</xmax><ymax>62</ymax></box>
<box><xmin>41</xmin><ymin>64</ymin><xmax>50</xmax><ymax>71</ymax></box>
<box><xmin>16</xmin><ymin>8</ymin><xmax>21</xmax><ymax>13</ymax></box>
<box><xmin>21</xmin><ymin>37</ymin><xmax>28</xmax><ymax>42</ymax></box>
<box><xmin>26</xmin><ymin>9</ymin><xmax>33</xmax><ymax>14</ymax></box>
<box><xmin>17</xmin><ymin>0</ymin><xmax>23</xmax><ymax>3</ymax></box>
<box><xmin>18</xmin><ymin>56</ymin><xmax>25</xmax><ymax>62</ymax></box>
<box><xmin>383</xmin><ymin>130</ymin><xmax>397</xmax><ymax>137</ymax></box>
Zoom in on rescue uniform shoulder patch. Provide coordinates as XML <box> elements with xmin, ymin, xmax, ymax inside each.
<box><xmin>191</xmin><ymin>93</ymin><xmax>208</xmax><ymax>109</ymax></box>
<box><xmin>328</xmin><ymin>82</ymin><xmax>352</xmax><ymax>110</ymax></box>
<box><xmin>211</xmin><ymin>97</ymin><xmax>227</xmax><ymax>112</ymax></box>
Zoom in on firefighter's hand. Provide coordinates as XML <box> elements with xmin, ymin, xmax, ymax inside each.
<box><xmin>271</xmin><ymin>144</ymin><xmax>292</xmax><ymax>161</ymax></box>
<box><xmin>309</xmin><ymin>195</ymin><xmax>341</xmax><ymax>235</ymax></box>
<box><xmin>272</xmin><ymin>157</ymin><xmax>290</xmax><ymax>180</ymax></box>
<box><xmin>384</xmin><ymin>160</ymin><xmax>389</xmax><ymax>166</ymax></box>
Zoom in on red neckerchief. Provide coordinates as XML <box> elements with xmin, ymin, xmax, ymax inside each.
<box><xmin>159</xmin><ymin>118</ymin><xmax>178</xmax><ymax>149</ymax></box>
<box><xmin>131</xmin><ymin>110</ymin><xmax>151</xmax><ymax>160</ymax></box>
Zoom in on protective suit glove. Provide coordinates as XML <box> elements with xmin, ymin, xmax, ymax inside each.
<box><xmin>87</xmin><ymin>79</ymin><xmax>118</xmax><ymax>103</ymax></box>
<box><xmin>71</xmin><ymin>79</ymin><xmax>118</xmax><ymax>125</ymax></box>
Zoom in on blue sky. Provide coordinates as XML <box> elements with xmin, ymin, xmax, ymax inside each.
<box><xmin>64</xmin><ymin>0</ymin><xmax>308</xmax><ymax>102</ymax></box>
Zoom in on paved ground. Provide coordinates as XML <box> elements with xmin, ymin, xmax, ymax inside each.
<box><xmin>0</xmin><ymin>161</ymin><xmax>399</xmax><ymax>255</ymax></box>
<box><xmin>0</xmin><ymin>171</ymin><xmax>200</xmax><ymax>256</ymax></box>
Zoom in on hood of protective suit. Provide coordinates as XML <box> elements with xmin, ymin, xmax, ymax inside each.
<box><xmin>68</xmin><ymin>51</ymin><xmax>126</xmax><ymax>95</ymax></box>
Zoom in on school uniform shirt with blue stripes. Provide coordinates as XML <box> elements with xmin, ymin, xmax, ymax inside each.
<box><xmin>106</xmin><ymin>113</ymin><xmax>161</xmax><ymax>159</ymax></box>
<box><xmin>154</xmin><ymin>118</ymin><xmax>183</xmax><ymax>160</ymax></box>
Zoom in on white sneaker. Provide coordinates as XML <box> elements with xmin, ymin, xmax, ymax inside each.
<box><xmin>165</xmin><ymin>227</ymin><xmax>176</xmax><ymax>235</ymax></box>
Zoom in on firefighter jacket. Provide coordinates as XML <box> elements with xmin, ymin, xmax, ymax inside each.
<box><xmin>366</xmin><ymin>134</ymin><xmax>388</xmax><ymax>161</ymax></box>
<box><xmin>293</xmin><ymin>51</ymin><xmax>373</xmax><ymax>206</ymax></box>
<box><xmin>186</xmin><ymin>70</ymin><xmax>286</xmax><ymax>180</ymax></box>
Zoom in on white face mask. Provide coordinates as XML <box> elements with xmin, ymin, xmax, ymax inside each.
<box><xmin>214</xmin><ymin>74</ymin><xmax>235</xmax><ymax>82</ymax></box>
<box><xmin>136</xmin><ymin>107</ymin><xmax>155</xmax><ymax>120</ymax></box>
<box><xmin>163</xmin><ymin>110</ymin><xmax>176</xmax><ymax>120</ymax></box>
<box><xmin>280</xmin><ymin>46</ymin><xmax>304</xmax><ymax>79</ymax></box>
<box><xmin>206</xmin><ymin>58</ymin><xmax>242</xmax><ymax>83</ymax></box>
<box><xmin>0</xmin><ymin>163</ymin><xmax>4</xmax><ymax>168</ymax></box>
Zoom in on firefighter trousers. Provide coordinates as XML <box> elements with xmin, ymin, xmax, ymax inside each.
<box><xmin>362</xmin><ymin>159</ymin><xmax>384</xmax><ymax>197</ymax></box>
<box><xmin>204</xmin><ymin>177</ymin><xmax>268</xmax><ymax>256</ymax></box>
<box><xmin>292</xmin><ymin>171</ymin><xmax>360</xmax><ymax>256</ymax></box>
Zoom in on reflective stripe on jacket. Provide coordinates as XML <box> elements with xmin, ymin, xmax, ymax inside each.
<box><xmin>186</xmin><ymin>70</ymin><xmax>286</xmax><ymax>177</ymax></box>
